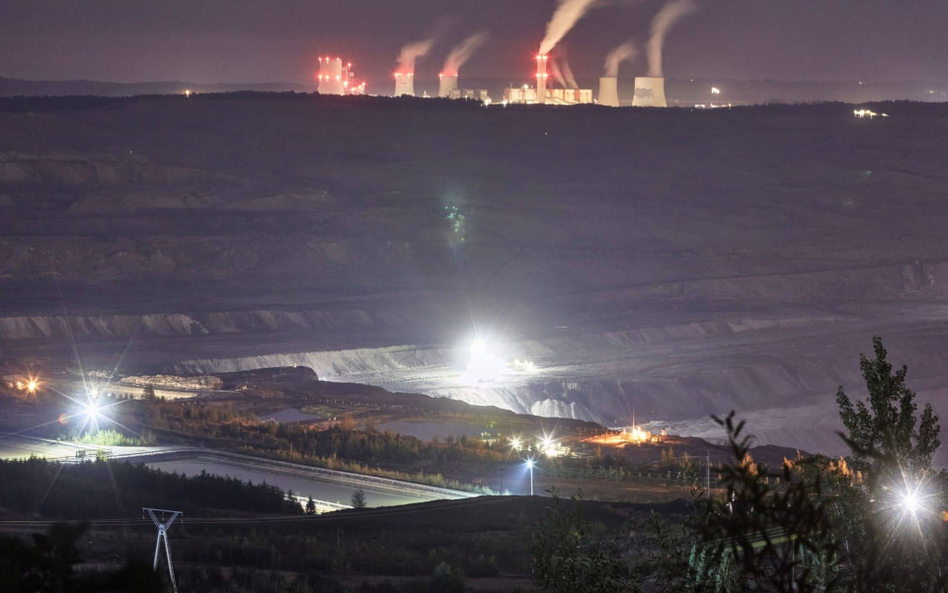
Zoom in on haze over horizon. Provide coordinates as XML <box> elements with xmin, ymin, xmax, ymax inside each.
<box><xmin>1</xmin><ymin>0</ymin><xmax>946</xmax><ymax>86</ymax></box>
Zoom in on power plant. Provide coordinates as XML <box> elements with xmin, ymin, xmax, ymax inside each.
<box><xmin>317</xmin><ymin>57</ymin><xmax>365</xmax><ymax>95</ymax></box>
<box><xmin>632</xmin><ymin>77</ymin><xmax>667</xmax><ymax>107</ymax></box>
<box><xmin>393</xmin><ymin>72</ymin><xmax>415</xmax><ymax>97</ymax></box>
<box><xmin>324</xmin><ymin>0</ymin><xmax>692</xmax><ymax>107</ymax></box>
<box><xmin>438</xmin><ymin>74</ymin><xmax>458</xmax><ymax>98</ymax></box>
<box><xmin>598</xmin><ymin>77</ymin><xmax>619</xmax><ymax>107</ymax></box>
<box><xmin>504</xmin><ymin>85</ymin><xmax>539</xmax><ymax>104</ymax></box>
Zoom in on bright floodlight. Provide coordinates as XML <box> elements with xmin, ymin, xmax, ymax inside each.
<box><xmin>510</xmin><ymin>436</ymin><xmax>522</xmax><ymax>451</ymax></box>
<box><xmin>78</xmin><ymin>393</ymin><xmax>110</xmax><ymax>433</ymax></box>
<box><xmin>27</xmin><ymin>380</ymin><xmax>37</xmax><ymax>393</ymax></box>
<box><xmin>83</xmin><ymin>399</ymin><xmax>101</xmax><ymax>420</ymax></box>
<box><xmin>461</xmin><ymin>338</ymin><xmax>508</xmax><ymax>384</ymax></box>
<box><xmin>901</xmin><ymin>490</ymin><xmax>921</xmax><ymax>514</ymax></box>
<box><xmin>525</xmin><ymin>458</ymin><xmax>535</xmax><ymax>495</ymax></box>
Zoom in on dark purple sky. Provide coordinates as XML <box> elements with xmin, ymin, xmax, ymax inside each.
<box><xmin>1</xmin><ymin>0</ymin><xmax>945</xmax><ymax>85</ymax></box>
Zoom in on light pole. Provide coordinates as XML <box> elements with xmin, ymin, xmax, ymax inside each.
<box><xmin>525</xmin><ymin>459</ymin><xmax>535</xmax><ymax>496</ymax></box>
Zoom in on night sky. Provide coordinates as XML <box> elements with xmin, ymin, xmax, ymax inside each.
<box><xmin>1</xmin><ymin>0</ymin><xmax>945</xmax><ymax>85</ymax></box>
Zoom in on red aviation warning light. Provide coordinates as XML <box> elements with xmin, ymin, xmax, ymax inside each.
<box><xmin>318</xmin><ymin>55</ymin><xmax>359</xmax><ymax>95</ymax></box>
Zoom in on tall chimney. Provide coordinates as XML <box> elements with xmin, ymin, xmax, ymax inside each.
<box><xmin>598</xmin><ymin>77</ymin><xmax>619</xmax><ymax>107</ymax></box>
<box><xmin>535</xmin><ymin>54</ymin><xmax>548</xmax><ymax>104</ymax></box>
<box><xmin>438</xmin><ymin>74</ymin><xmax>458</xmax><ymax>98</ymax></box>
<box><xmin>394</xmin><ymin>72</ymin><xmax>415</xmax><ymax>97</ymax></box>
<box><xmin>631</xmin><ymin>77</ymin><xmax>666</xmax><ymax>107</ymax></box>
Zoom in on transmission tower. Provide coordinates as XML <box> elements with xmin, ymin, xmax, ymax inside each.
<box><xmin>144</xmin><ymin>507</ymin><xmax>182</xmax><ymax>593</ymax></box>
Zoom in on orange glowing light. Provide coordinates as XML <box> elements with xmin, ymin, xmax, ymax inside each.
<box><xmin>59</xmin><ymin>413</ymin><xmax>69</xmax><ymax>424</ymax></box>
<box><xmin>585</xmin><ymin>426</ymin><xmax>657</xmax><ymax>447</ymax></box>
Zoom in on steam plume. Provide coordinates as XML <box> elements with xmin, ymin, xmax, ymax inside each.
<box><xmin>647</xmin><ymin>0</ymin><xmax>696</xmax><ymax>77</ymax></box>
<box><xmin>560</xmin><ymin>51</ymin><xmax>579</xmax><ymax>89</ymax></box>
<box><xmin>539</xmin><ymin>0</ymin><xmax>603</xmax><ymax>55</ymax></box>
<box><xmin>603</xmin><ymin>39</ymin><xmax>638</xmax><ymax>77</ymax></box>
<box><xmin>397</xmin><ymin>35</ymin><xmax>439</xmax><ymax>73</ymax></box>
<box><xmin>442</xmin><ymin>31</ymin><xmax>490</xmax><ymax>76</ymax></box>
<box><xmin>549</xmin><ymin>60</ymin><xmax>567</xmax><ymax>88</ymax></box>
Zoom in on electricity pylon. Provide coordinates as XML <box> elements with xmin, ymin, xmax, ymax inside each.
<box><xmin>144</xmin><ymin>508</ymin><xmax>182</xmax><ymax>593</ymax></box>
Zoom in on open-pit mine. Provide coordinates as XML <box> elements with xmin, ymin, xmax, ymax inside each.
<box><xmin>3</xmin><ymin>95</ymin><xmax>948</xmax><ymax>461</ymax></box>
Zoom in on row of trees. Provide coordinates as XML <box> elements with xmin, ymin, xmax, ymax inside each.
<box><xmin>141</xmin><ymin>404</ymin><xmax>507</xmax><ymax>469</ymax></box>
<box><xmin>0</xmin><ymin>458</ymin><xmax>301</xmax><ymax>519</ymax></box>
<box><xmin>532</xmin><ymin>337</ymin><xmax>948</xmax><ymax>592</ymax></box>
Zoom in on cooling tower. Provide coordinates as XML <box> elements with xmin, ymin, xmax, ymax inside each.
<box><xmin>598</xmin><ymin>77</ymin><xmax>619</xmax><ymax>107</ymax></box>
<box><xmin>317</xmin><ymin>57</ymin><xmax>345</xmax><ymax>95</ymax></box>
<box><xmin>632</xmin><ymin>76</ymin><xmax>666</xmax><ymax>107</ymax></box>
<box><xmin>394</xmin><ymin>73</ymin><xmax>415</xmax><ymax>97</ymax></box>
<box><xmin>438</xmin><ymin>74</ymin><xmax>458</xmax><ymax>98</ymax></box>
<box><xmin>535</xmin><ymin>54</ymin><xmax>548</xmax><ymax>104</ymax></box>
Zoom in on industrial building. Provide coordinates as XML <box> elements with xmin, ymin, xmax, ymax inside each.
<box><xmin>503</xmin><ymin>54</ymin><xmax>593</xmax><ymax>105</ymax></box>
<box><xmin>448</xmin><ymin>89</ymin><xmax>490</xmax><ymax>102</ymax></box>
<box><xmin>503</xmin><ymin>83</ymin><xmax>593</xmax><ymax>106</ymax></box>
<box><xmin>504</xmin><ymin>85</ymin><xmax>538</xmax><ymax>104</ymax></box>
<box><xmin>317</xmin><ymin>57</ymin><xmax>365</xmax><ymax>95</ymax></box>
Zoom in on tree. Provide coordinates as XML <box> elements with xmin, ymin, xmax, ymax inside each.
<box><xmin>350</xmin><ymin>488</ymin><xmax>367</xmax><ymax>509</ymax></box>
<box><xmin>531</xmin><ymin>493</ymin><xmax>640</xmax><ymax>593</ymax></box>
<box><xmin>835</xmin><ymin>337</ymin><xmax>948</xmax><ymax>592</ymax></box>
<box><xmin>142</xmin><ymin>384</ymin><xmax>157</xmax><ymax>401</ymax></box>
<box><xmin>836</xmin><ymin>336</ymin><xmax>940</xmax><ymax>474</ymax></box>
<box><xmin>305</xmin><ymin>496</ymin><xmax>316</xmax><ymax>515</ymax></box>
<box><xmin>431</xmin><ymin>561</ymin><xmax>465</xmax><ymax>593</ymax></box>
<box><xmin>695</xmin><ymin>412</ymin><xmax>839</xmax><ymax>593</ymax></box>
<box><xmin>0</xmin><ymin>522</ymin><xmax>161</xmax><ymax>593</ymax></box>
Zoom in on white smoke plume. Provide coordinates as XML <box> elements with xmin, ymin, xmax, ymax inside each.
<box><xmin>647</xmin><ymin>0</ymin><xmax>697</xmax><ymax>77</ymax></box>
<box><xmin>397</xmin><ymin>35</ymin><xmax>439</xmax><ymax>74</ymax></box>
<box><xmin>442</xmin><ymin>31</ymin><xmax>490</xmax><ymax>76</ymax></box>
<box><xmin>548</xmin><ymin>59</ymin><xmax>567</xmax><ymax>88</ymax></box>
<box><xmin>539</xmin><ymin>0</ymin><xmax>603</xmax><ymax>55</ymax></box>
<box><xmin>603</xmin><ymin>39</ymin><xmax>638</xmax><ymax>77</ymax></box>
<box><xmin>560</xmin><ymin>51</ymin><xmax>579</xmax><ymax>89</ymax></box>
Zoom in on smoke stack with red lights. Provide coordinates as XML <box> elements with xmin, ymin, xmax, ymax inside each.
<box><xmin>535</xmin><ymin>54</ymin><xmax>548</xmax><ymax>104</ymax></box>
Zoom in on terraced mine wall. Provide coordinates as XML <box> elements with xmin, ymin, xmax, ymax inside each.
<box><xmin>3</xmin><ymin>95</ymin><xmax>948</xmax><ymax>460</ymax></box>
